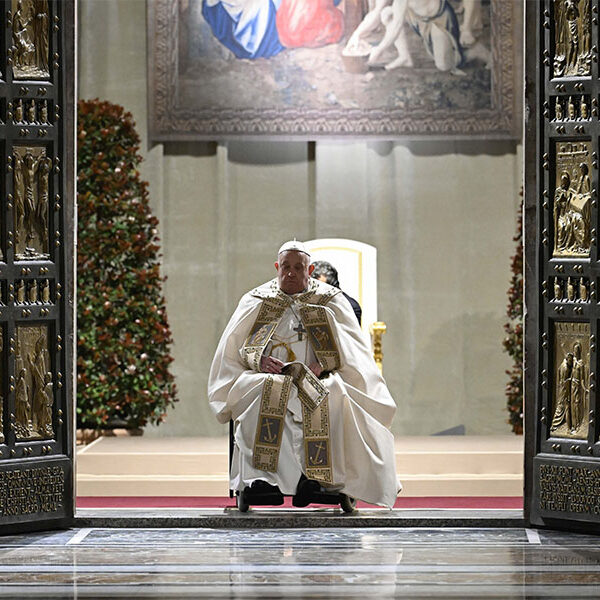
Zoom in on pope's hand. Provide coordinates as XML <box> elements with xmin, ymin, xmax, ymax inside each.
<box><xmin>309</xmin><ymin>362</ymin><xmax>323</xmax><ymax>377</ymax></box>
<box><xmin>260</xmin><ymin>355</ymin><xmax>284</xmax><ymax>374</ymax></box>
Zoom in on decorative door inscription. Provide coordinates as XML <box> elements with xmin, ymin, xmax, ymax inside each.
<box><xmin>553</xmin><ymin>0</ymin><xmax>592</xmax><ymax>78</ymax></box>
<box><xmin>538</xmin><ymin>461</ymin><xmax>600</xmax><ymax>515</ymax></box>
<box><xmin>11</xmin><ymin>0</ymin><xmax>50</xmax><ymax>80</ymax></box>
<box><xmin>14</xmin><ymin>325</ymin><xmax>53</xmax><ymax>441</ymax></box>
<box><xmin>13</xmin><ymin>146</ymin><xmax>51</xmax><ymax>261</ymax></box>
<box><xmin>553</xmin><ymin>141</ymin><xmax>592</xmax><ymax>258</ymax></box>
<box><xmin>551</xmin><ymin>322</ymin><xmax>590</xmax><ymax>440</ymax></box>
<box><xmin>0</xmin><ymin>465</ymin><xmax>64</xmax><ymax>517</ymax></box>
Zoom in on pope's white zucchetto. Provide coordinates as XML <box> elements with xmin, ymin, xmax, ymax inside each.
<box><xmin>278</xmin><ymin>240</ymin><xmax>311</xmax><ymax>259</ymax></box>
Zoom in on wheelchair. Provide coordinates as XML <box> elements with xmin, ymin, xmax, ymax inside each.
<box><xmin>229</xmin><ymin>422</ymin><xmax>356</xmax><ymax>513</ymax></box>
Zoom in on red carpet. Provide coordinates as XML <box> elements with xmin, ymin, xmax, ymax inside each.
<box><xmin>77</xmin><ymin>496</ymin><xmax>523</xmax><ymax>509</ymax></box>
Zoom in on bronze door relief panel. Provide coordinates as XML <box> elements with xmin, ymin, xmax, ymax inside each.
<box><xmin>550</xmin><ymin>321</ymin><xmax>590</xmax><ymax>440</ymax></box>
<box><xmin>0</xmin><ymin>0</ymin><xmax>74</xmax><ymax>531</ymax></box>
<box><xmin>552</xmin><ymin>0</ymin><xmax>592</xmax><ymax>78</ymax></box>
<box><xmin>527</xmin><ymin>0</ymin><xmax>600</xmax><ymax>529</ymax></box>
<box><xmin>553</xmin><ymin>141</ymin><xmax>592</xmax><ymax>258</ymax></box>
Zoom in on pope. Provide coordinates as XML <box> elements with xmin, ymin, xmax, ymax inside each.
<box><xmin>208</xmin><ymin>240</ymin><xmax>401</xmax><ymax>508</ymax></box>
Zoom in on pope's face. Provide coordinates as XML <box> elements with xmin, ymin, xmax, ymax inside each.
<box><xmin>275</xmin><ymin>250</ymin><xmax>313</xmax><ymax>295</ymax></box>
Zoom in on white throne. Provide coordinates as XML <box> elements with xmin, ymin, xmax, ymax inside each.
<box><xmin>304</xmin><ymin>238</ymin><xmax>378</xmax><ymax>336</ymax></box>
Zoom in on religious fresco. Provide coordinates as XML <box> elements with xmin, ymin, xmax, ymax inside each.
<box><xmin>12</xmin><ymin>146</ymin><xmax>51</xmax><ymax>261</ymax></box>
<box><xmin>553</xmin><ymin>141</ymin><xmax>592</xmax><ymax>258</ymax></box>
<box><xmin>551</xmin><ymin>321</ymin><xmax>590</xmax><ymax>440</ymax></box>
<box><xmin>14</xmin><ymin>325</ymin><xmax>53</xmax><ymax>441</ymax></box>
<box><xmin>553</xmin><ymin>0</ymin><xmax>591</xmax><ymax>78</ymax></box>
<box><xmin>149</xmin><ymin>0</ymin><xmax>518</xmax><ymax>139</ymax></box>
<box><xmin>11</xmin><ymin>0</ymin><xmax>50</xmax><ymax>80</ymax></box>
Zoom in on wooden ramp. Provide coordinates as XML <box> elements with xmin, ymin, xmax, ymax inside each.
<box><xmin>76</xmin><ymin>435</ymin><xmax>523</xmax><ymax>498</ymax></box>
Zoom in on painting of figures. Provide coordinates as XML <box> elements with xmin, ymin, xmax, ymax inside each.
<box><xmin>148</xmin><ymin>0</ymin><xmax>519</xmax><ymax>139</ymax></box>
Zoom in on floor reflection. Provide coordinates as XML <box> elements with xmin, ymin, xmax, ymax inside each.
<box><xmin>0</xmin><ymin>527</ymin><xmax>599</xmax><ymax>598</ymax></box>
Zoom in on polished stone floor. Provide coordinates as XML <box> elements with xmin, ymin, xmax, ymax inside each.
<box><xmin>1</xmin><ymin>527</ymin><xmax>600</xmax><ymax>598</ymax></box>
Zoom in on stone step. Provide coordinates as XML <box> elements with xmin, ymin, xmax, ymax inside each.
<box><xmin>77</xmin><ymin>450</ymin><xmax>522</xmax><ymax>476</ymax></box>
<box><xmin>76</xmin><ymin>435</ymin><xmax>523</xmax><ymax>497</ymax></box>
<box><xmin>76</xmin><ymin>473</ymin><xmax>523</xmax><ymax>498</ymax></box>
<box><xmin>77</xmin><ymin>435</ymin><xmax>523</xmax><ymax>476</ymax></box>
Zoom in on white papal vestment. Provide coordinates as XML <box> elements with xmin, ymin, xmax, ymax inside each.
<box><xmin>208</xmin><ymin>278</ymin><xmax>401</xmax><ymax>508</ymax></box>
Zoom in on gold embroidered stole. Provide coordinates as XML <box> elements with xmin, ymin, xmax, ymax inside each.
<box><xmin>298</xmin><ymin>304</ymin><xmax>341</xmax><ymax>372</ymax></box>
<box><xmin>244</xmin><ymin>280</ymin><xmax>342</xmax><ymax>485</ymax></box>
<box><xmin>252</xmin><ymin>374</ymin><xmax>292</xmax><ymax>473</ymax></box>
<box><xmin>286</xmin><ymin>362</ymin><xmax>332</xmax><ymax>483</ymax></box>
<box><xmin>241</xmin><ymin>299</ymin><xmax>288</xmax><ymax>371</ymax></box>
<box><xmin>252</xmin><ymin>365</ymin><xmax>333</xmax><ymax>484</ymax></box>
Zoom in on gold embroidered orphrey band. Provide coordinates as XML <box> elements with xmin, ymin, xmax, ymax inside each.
<box><xmin>252</xmin><ymin>369</ymin><xmax>333</xmax><ymax>484</ymax></box>
<box><xmin>252</xmin><ymin>374</ymin><xmax>292</xmax><ymax>474</ymax></box>
<box><xmin>245</xmin><ymin>287</ymin><xmax>341</xmax><ymax>485</ymax></box>
<box><xmin>242</xmin><ymin>298</ymin><xmax>288</xmax><ymax>372</ymax></box>
<box><xmin>242</xmin><ymin>295</ymin><xmax>342</xmax><ymax>375</ymax></box>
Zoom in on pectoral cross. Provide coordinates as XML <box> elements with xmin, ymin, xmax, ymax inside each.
<box><xmin>293</xmin><ymin>321</ymin><xmax>307</xmax><ymax>342</ymax></box>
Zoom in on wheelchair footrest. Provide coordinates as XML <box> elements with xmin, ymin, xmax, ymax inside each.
<box><xmin>242</xmin><ymin>491</ymin><xmax>285</xmax><ymax>506</ymax></box>
<box><xmin>240</xmin><ymin>480</ymin><xmax>285</xmax><ymax>507</ymax></box>
<box><xmin>308</xmin><ymin>490</ymin><xmax>343</xmax><ymax>505</ymax></box>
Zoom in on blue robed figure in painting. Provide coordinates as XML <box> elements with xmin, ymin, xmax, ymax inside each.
<box><xmin>202</xmin><ymin>0</ymin><xmax>345</xmax><ymax>59</ymax></box>
<box><xmin>202</xmin><ymin>0</ymin><xmax>285</xmax><ymax>59</ymax></box>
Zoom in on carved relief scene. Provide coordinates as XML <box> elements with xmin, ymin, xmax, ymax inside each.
<box><xmin>553</xmin><ymin>0</ymin><xmax>591</xmax><ymax>78</ymax></box>
<box><xmin>11</xmin><ymin>0</ymin><xmax>50</xmax><ymax>80</ymax></box>
<box><xmin>11</xmin><ymin>98</ymin><xmax>50</xmax><ymax>126</ymax></box>
<box><xmin>13</xmin><ymin>146</ymin><xmax>51</xmax><ymax>261</ymax></box>
<box><xmin>553</xmin><ymin>141</ymin><xmax>592</xmax><ymax>258</ymax></box>
<box><xmin>14</xmin><ymin>325</ymin><xmax>53</xmax><ymax>440</ymax></box>
<box><xmin>15</xmin><ymin>278</ymin><xmax>51</xmax><ymax>305</ymax></box>
<box><xmin>552</xmin><ymin>276</ymin><xmax>591</xmax><ymax>302</ymax></box>
<box><xmin>551</xmin><ymin>321</ymin><xmax>591</xmax><ymax>440</ymax></box>
<box><xmin>552</xmin><ymin>95</ymin><xmax>591</xmax><ymax>121</ymax></box>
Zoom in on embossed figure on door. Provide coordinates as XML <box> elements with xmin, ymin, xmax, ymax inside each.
<box><xmin>11</xmin><ymin>0</ymin><xmax>50</xmax><ymax>80</ymax></box>
<box><xmin>553</xmin><ymin>0</ymin><xmax>592</xmax><ymax>78</ymax></box>
<box><xmin>14</xmin><ymin>325</ymin><xmax>53</xmax><ymax>441</ymax></box>
<box><xmin>13</xmin><ymin>146</ymin><xmax>51</xmax><ymax>260</ymax></box>
<box><xmin>553</xmin><ymin>141</ymin><xmax>592</xmax><ymax>258</ymax></box>
<box><xmin>551</xmin><ymin>322</ymin><xmax>590</xmax><ymax>440</ymax></box>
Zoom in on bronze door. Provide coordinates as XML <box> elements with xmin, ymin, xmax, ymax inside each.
<box><xmin>525</xmin><ymin>0</ymin><xmax>600</xmax><ymax>531</ymax></box>
<box><xmin>0</xmin><ymin>0</ymin><xmax>74</xmax><ymax>533</ymax></box>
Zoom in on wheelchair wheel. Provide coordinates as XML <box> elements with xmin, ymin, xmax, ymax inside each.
<box><xmin>236</xmin><ymin>490</ymin><xmax>250</xmax><ymax>513</ymax></box>
<box><xmin>340</xmin><ymin>494</ymin><xmax>356</xmax><ymax>514</ymax></box>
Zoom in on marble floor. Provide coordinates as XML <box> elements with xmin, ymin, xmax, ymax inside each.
<box><xmin>0</xmin><ymin>527</ymin><xmax>599</xmax><ymax>598</ymax></box>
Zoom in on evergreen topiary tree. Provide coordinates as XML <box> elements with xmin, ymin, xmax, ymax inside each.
<box><xmin>77</xmin><ymin>99</ymin><xmax>177</xmax><ymax>429</ymax></box>
<box><xmin>502</xmin><ymin>194</ymin><xmax>523</xmax><ymax>435</ymax></box>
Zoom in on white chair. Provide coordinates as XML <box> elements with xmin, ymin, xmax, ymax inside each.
<box><xmin>304</xmin><ymin>238</ymin><xmax>378</xmax><ymax>336</ymax></box>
